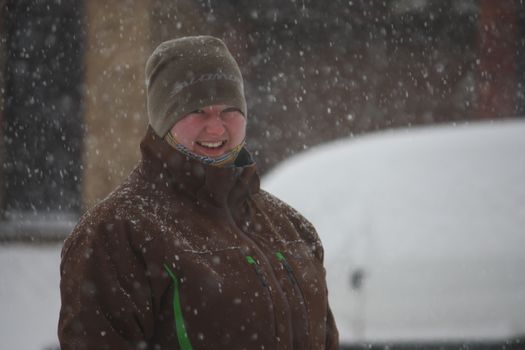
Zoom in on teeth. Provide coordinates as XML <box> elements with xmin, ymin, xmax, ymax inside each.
<box><xmin>197</xmin><ymin>141</ymin><xmax>225</xmax><ymax>148</ymax></box>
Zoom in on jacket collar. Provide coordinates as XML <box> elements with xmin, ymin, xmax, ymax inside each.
<box><xmin>139</xmin><ymin>126</ymin><xmax>260</xmax><ymax>208</ymax></box>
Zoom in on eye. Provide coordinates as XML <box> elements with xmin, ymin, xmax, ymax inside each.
<box><xmin>188</xmin><ymin>109</ymin><xmax>205</xmax><ymax>115</ymax></box>
<box><xmin>221</xmin><ymin>107</ymin><xmax>244</xmax><ymax>118</ymax></box>
<box><xmin>184</xmin><ymin>109</ymin><xmax>206</xmax><ymax>119</ymax></box>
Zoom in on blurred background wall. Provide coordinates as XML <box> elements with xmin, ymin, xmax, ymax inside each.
<box><xmin>0</xmin><ymin>0</ymin><xmax>524</xmax><ymax>240</ymax></box>
<box><xmin>1</xmin><ymin>0</ymin><xmax>84</xmax><ymax>239</ymax></box>
<box><xmin>82</xmin><ymin>0</ymin><xmax>151</xmax><ymax>209</ymax></box>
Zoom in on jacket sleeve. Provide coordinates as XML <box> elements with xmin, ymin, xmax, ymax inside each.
<box><xmin>325</xmin><ymin>301</ymin><xmax>340</xmax><ymax>350</ymax></box>
<box><xmin>285</xmin><ymin>201</ymin><xmax>340</xmax><ymax>350</ymax></box>
<box><xmin>318</xmin><ymin>242</ymin><xmax>340</xmax><ymax>350</ymax></box>
<box><xmin>298</xmin><ymin>213</ymin><xmax>340</xmax><ymax>349</ymax></box>
<box><xmin>58</xmin><ymin>219</ymin><xmax>156</xmax><ymax>350</ymax></box>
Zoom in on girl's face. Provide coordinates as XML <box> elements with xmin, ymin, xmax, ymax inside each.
<box><xmin>169</xmin><ymin>105</ymin><xmax>246</xmax><ymax>158</ymax></box>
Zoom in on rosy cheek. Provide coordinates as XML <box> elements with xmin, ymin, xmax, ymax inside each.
<box><xmin>229</xmin><ymin>118</ymin><xmax>246</xmax><ymax>145</ymax></box>
<box><xmin>171</xmin><ymin>124</ymin><xmax>198</xmax><ymax>150</ymax></box>
<box><xmin>238</xmin><ymin>118</ymin><xmax>247</xmax><ymax>136</ymax></box>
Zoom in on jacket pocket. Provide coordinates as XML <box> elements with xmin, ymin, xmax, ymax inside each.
<box><xmin>245</xmin><ymin>254</ymin><xmax>278</xmax><ymax>343</ymax></box>
<box><xmin>165</xmin><ymin>248</ymin><xmax>277</xmax><ymax>349</ymax></box>
<box><xmin>275</xmin><ymin>250</ymin><xmax>311</xmax><ymax>348</ymax></box>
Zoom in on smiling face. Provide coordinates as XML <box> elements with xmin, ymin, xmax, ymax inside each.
<box><xmin>169</xmin><ymin>105</ymin><xmax>247</xmax><ymax>158</ymax></box>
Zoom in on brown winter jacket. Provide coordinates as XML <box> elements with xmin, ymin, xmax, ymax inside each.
<box><xmin>58</xmin><ymin>126</ymin><xmax>339</xmax><ymax>350</ymax></box>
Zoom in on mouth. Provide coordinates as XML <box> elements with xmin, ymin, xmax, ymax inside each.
<box><xmin>195</xmin><ymin>140</ymin><xmax>227</xmax><ymax>150</ymax></box>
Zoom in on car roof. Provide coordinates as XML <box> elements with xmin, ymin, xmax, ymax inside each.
<box><xmin>263</xmin><ymin>119</ymin><xmax>525</xmax><ymax>343</ymax></box>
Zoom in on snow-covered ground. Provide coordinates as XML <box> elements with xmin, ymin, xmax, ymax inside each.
<box><xmin>263</xmin><ymin>119</ymin><xmax>525</xmax><ymax>344</ymax></box>
<box><xmin>0</xmin><ymin>244</ymin><xmax>62</xmax><ymax>350</ymax></box>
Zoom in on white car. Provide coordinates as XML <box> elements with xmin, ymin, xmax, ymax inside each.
<box><xmin>263</xmin><ymin>120</ymin><xmax>525</xmax><ymax>348</ymax></box>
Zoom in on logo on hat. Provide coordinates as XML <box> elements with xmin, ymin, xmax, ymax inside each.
<box><xmin>169</xmin><ymin>72</ymin><xmax>242</xmax><ymax>98</ymax></box>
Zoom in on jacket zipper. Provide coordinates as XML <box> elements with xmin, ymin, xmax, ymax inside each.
<box><xmin>246</xmin><ymin>255</ymin><xmax>268</xmax><ymax>287</ymax></box>
<box><xmin>244</xmin><ymin>254</ymin><xmax>280</xmax><ymax>347</ymax></box>
<box><xmin>225</xmin><ymin>207</ymin><xmax>293</xmax><ymax>349</ymax></box>
<box><xmin>224</xmin><ymin>208</ymin><xmax>290</xmax><ymax>348</ymax></box>
<box><xmin>276</xmin><ymin>251</ymin><xmax>310</xmax><ymax>349</ymax></box>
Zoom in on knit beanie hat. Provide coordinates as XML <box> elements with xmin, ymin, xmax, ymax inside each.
<box><xmin>145</xmin><ymin>36</ymin><xmax>247</xmax><ymax>137</ymax></box>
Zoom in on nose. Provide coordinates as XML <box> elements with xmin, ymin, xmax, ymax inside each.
<box><xmin>205</xmin><ymin>113</ymin><xmax>226</xmax><ymax>136</ymax></box>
